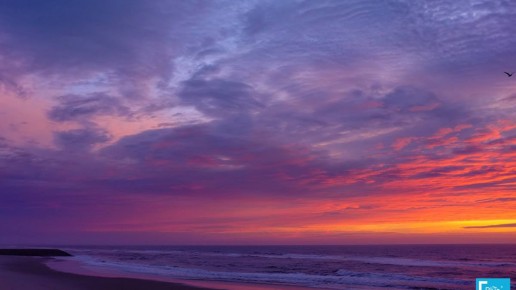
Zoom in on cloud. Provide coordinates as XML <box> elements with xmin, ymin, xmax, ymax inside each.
<box><xmin>54</xmin><ymin>127</ymin><xmax>111</xmax><ymax>150</ymax></box>
<box><xmin>0</xmin><ymin>0</ymin><xmax>190</xmax><ymax>78</ymax></box>
<box><xmin>98</xmin><ymin>122</ymin><xmax>330</xmax><ymax>196</ymax></box>
<box><xmin>0</xmin><ymin>74</ymin><xmax>29</xmax><ymax>98</ymax></box>
<box><xmin>502</xmin><ymin>94</ymin><xmax>516</xmax><ymax>103</ymax></box>
<box><xmin>48</xmin><ymin>93</ymin><xmax>129</xmax><ymax>122</ymax></box>
<box><xmin>476</xmin><ymin>197</ymin><xmax>516</xmax><ymax>203</ymax></box>
<box><xmin>1</xmin><ymin>0</ymin><xmax>516</xmax><ymax>243</ymax></box>
<box><xmin>464</xmin><ymin>223</ymin><xmax>516</xmax><ymax>229</ymax></box>
<box><xmin>382</xmin><ymin>87</ymin><xmax>441</xmax><ymax>114</ymax></box>
<box><xmin>178</xmin><ymin>78</ymin><xmax>263</xmax><ymax>117</ymax></box>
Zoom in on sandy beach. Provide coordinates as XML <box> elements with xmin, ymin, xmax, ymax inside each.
<box><xmin>0</xmin><ymin>255</ymin><xmax>316</xmax><ymax>290</ymax></box>
<box><xmin>0</xmin><ymin>256</ymin><xmax>214</xmax><ymax>290</ymax></box>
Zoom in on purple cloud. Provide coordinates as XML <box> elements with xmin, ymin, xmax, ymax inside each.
<box><xmin>178</xmin><ymin>79</ymin><xmax>263</xmax><ymax>117</ymax></box>
<box><xmin>48</xmin><ymin>93</ymin><xmax>129</xmax><ymax>122</ymax></box>
<box><xmin>54</xmin><ymin>127</ymin><xmax>111</xmax><ymax>150</ymax></box>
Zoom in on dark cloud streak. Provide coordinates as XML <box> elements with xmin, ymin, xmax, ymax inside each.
<box><xmin>464</xmin><ymin>223</ymin><xmax>516</xmax><ymax>229</ymax></box>
<box><xmin>48</xmin><ymin>93</ymin><xmax>129</xmax><ymax>122</ymax></box>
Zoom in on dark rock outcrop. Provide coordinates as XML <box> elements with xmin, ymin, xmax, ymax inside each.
<box><xmin>0</xmin><ymin>249</ymin><xmax>72</xmax><ymax>256</ymax></box>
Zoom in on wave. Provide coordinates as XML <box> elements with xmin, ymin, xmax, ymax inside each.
<box><xmin>334</xmin><ymin>256</ymin><xmax>516</xmax><ymax>268</ymax></box>
<box><xmin>64</xmin><ymin>247</ymin><xmax>516</xmax><ymax>271</ymax></box>
<box><xmin>181</xmin><ymin>251</ymin><xmax>516</xmax><ymax>269</ymax></box>
<box><xmin>67</xmin><ymin>254</ymin><xmax>470</xmax><ymax>290</ymax></box>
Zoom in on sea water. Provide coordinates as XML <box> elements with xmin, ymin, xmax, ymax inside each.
<box><xmin>58</xmin><ymin>244</ymin><xmax>516</xmax><ymax>289</ymax></box>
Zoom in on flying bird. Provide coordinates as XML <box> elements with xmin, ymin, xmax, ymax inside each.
<box><xmin>504</xmin><ymin>72</ymin><xmax>513</xmax><ymax>77</ymax></box>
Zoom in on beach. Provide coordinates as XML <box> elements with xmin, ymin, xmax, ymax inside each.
<box><xmin>40</xmin><ymin>245</ymin><xmax>516</xmax><ymax>289</ymax></box>
<box><xmin>1</xmin><ymin>245</ymin><xmax>515</xmax><ymax>289</ymax></box>
<box><xmin>0</xmin><ymin>254</ymin><xmax>313</xmax><ymax>290</ymax></box>
<box><xmin>0</xmin><ymin>256</ymin><xmax>213</xmax><ymax>290</ymax></box>
<box><xmin>2</xmin><ymin>245</ymin><xmax>515</xmax><ymax>289</ymax></box>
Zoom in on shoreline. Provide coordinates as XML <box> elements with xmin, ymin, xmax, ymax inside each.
<box><xmin>46</xmin><ymin>256</ymin><xmax>318</xmax><ymax>290</ymax></box>
<box><xmin>0</xmin><ymin>256</ymin><xmax>215</xmax><ymax>290</ymax></box>
<box><xmin>0</xmin><ymin>255</ymin><xmax>320</xmax><ymax>290</ymax></box>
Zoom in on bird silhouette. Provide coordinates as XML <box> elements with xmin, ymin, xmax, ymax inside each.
<box><xmin>504</xmin><ymin>72</ymin><xmax>514</xmax><ymax>77</ymax></box>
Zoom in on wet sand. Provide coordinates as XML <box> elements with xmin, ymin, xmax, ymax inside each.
<box><xmin>0</xmin><ymin>256</ymin><xmax>215</xmax><ymax>290</ymax></box>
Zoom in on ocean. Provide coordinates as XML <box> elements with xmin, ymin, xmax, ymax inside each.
<box><xmin>58</xmin><ymin>245</ymin><xmax>516</xmax><ymax>289</ymax></box>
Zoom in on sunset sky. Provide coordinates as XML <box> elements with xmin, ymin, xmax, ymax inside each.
<box><xmin>0</xmin><ymin>0</ymin><xmax>515</xmax><ymax>245</ymax></box>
